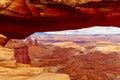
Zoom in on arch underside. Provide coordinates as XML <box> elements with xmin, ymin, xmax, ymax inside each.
<box><xmin>0</xmin><ymin>0</ymin><xmax>120</xmax><ymax>39</ymax></box>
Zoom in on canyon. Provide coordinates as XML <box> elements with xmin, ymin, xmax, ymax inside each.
<box><xmin>0</xmin><ymin>34</ymin><xmax>70</xmax><ymax>80</ymax></box>
<box><xmin>1</xmin><ymin>33</ymin><xmax>120</xmax><ymax>80</ymax></box>
<box><xmin>0</xmin><ymin>0</ymin><xmax>120</xmax><ymax>79</ymax></box>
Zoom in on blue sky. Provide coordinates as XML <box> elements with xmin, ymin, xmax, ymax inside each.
<box><xmin>32</xmin><ymin>26</ymin><xmax>120</xmax><ymax>36</ymax></box>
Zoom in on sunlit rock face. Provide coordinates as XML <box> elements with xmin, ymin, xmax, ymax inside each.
<box><xmin>0</xmin><ymin>46</ymin><xmax>16</xmax><ymax>68</ymax></box>
<box><xmin>0</xmin><ymin>67</ymin><xmax>70</xmax><ymax>80</ymax></box>
<box><xmin>26</xmin><ymin>73</ymin><xmax>70</xmax><ymax>80</ymax></box>
<box><xmin>0</xmin><ymin>0</ymin><xmax>120</xmax><ymax>17</ymax></box>
<box><xmin>0</xmin><ymin>0</ymin><xmax>13</xmax><ymax>8</ymax></box>
<box><xmin>0</xmin><ymin>38</ymin><xmax>70</xmax><ymax>80</ymax></box>
<box><xmin>95</xmin><ymin>45</ymin><xmax>120</xmax><ymax>54</ymax></box>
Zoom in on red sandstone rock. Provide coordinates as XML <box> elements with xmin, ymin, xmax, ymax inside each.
<box><xmin>0</xmin><ymin>0</ymin><xmax>120</xmax><ymax>18</ymax></box>
<box><xmin>5</xmin><ymin>39</ymin><xmax>30</xmax><ymax>64</ymax></box>
<box><xmin>0</xmin><ymin>1</ymin><xmax>120</xmax><ymax>39</ymax></box>
<box><xmin>3</xmin><ymin>36</ymin><xmax>119</xmax><ymax>80</ymax></box>
<box><xmin>29</xmin><ymin>43</ymin><xmax>120</xmax><ymax>80</ymax></box>
<box><xmin>14</xmin><ymin>45</ymin><xmax>30</xmax><ymax>64</ymax></box>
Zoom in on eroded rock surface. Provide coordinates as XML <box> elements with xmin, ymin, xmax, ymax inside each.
<box><xmin>0</xmin><ymin>40</ymin><xmax>70</xmax><ymax>80</ymax></box>
<box><xmin>0</xmin><ymin>0</ymin><xmax>120</xmax><ymax>18</ymax></box>
<box><xmin>0</xmin><ymin>46</ymin><xmax>16</xmax><ymax>68</ymax></box>
<box><xmin>26</xmin><ymin>73</ymin><xmax>70</xmax><ymax>80</ymax></box>
<box><xmin>5</xmin><ymin>39</ymin><xmax>31</xmax><ymax>64</ymax></box>
<box><xmin>0</xmin><ymin>66</ymin><xmax>70</xmax><ymax>80</ymax></box>
<box><xmin>0</xmin><ymin>33</ymin><xmax>120</xmax><ymax>80</ymax></box>
<box><xmin>1</xmin><ymin>0</ymin><xmax>120</xmax><ymax>39</ymax></box>
<box><xmin>28</xmin><ymin>42</ymin><xmax>120</xmax><ymax>80</ymax></box>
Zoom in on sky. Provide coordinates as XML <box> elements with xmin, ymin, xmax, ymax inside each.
<box><xmin>32</xmin><ymin>26</ymin><xmax>120</xmax><ymax>36</ymax></box>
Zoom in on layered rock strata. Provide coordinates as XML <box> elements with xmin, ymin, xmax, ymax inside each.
<box><xmin>5</xmin><ymin>39</ymin><xmax>31</xmax><ymax>64</ymax></box>
<box><xmin>0</xmin><ymin>46</ymin><xmax>16</xmax><ymax>68</ymax></box>
<box><xmin>0</xmin><ymin>36</ymin><xmax>70</xmax><ymax>80</ymax></box>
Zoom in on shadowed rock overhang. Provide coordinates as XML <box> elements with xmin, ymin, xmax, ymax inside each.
<box><xmin>0</xmin><ymin>0</ymin><xmax>120</xmax><ymax>39</ymax></box>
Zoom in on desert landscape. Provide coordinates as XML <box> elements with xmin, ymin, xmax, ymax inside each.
<box><xmin>0</xmin><ymin>27</ymin><xmax>120</xmax><ymax>80</ymax></box>
<box><xmin>0</xmin><ymin>0</ymin><xmax>120</xmax><ymax>80</ymax></box>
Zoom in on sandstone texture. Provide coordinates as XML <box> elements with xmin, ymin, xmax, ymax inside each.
<box><xmin>26</xmin><ymin>73</ymin><xmax>70</xmax><ymax>80</ymax></box>
<box><xmin>0</xmin><ymin>0</ymin><xmax>120</xmax><ymax>39</ymax></box>
<box><xmin>0</xmin><ymin>0</ymin><xmax>120</xmax><ymax>18</ymax></box>
<box><xmin>0</xmin><ymin>33</ymin><xmax>120</xmax><ymax>80</ymax></box>
<box><xmin>5</xmin><ymin>39</ymin><xmax>31</xmax><ymax>64</ymax></box>
<box><xmin>0</xmin><ymin>46</ymin><xmax>16</xmax><ymax>68</ymax></box>
<box><xmin>0</xmin><ymin>66</ymin><xmax>70</xmax><ymax>80</ymax></box>
<box><xmin>0</xmin><ymin>38</ymin><xmax>70</xmax><ymax>80</ymax></box>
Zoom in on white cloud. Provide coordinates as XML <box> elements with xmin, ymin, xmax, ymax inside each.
<box><xmin>44</xmin><ymin>26</ymin><xmax>120</xmax><ymax>34</ymax></box>
<box><xmin>32</xmin><ymin>26</ymin><xmax>120</xmax><ymax>36</ymax></box>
